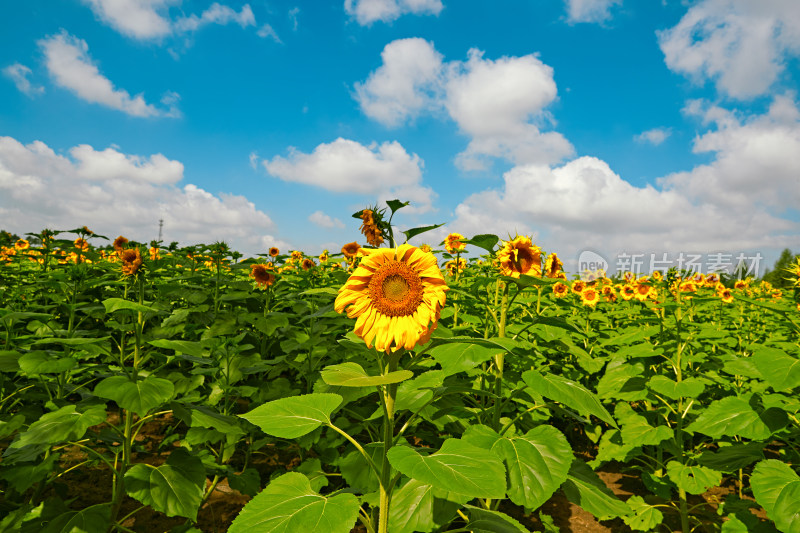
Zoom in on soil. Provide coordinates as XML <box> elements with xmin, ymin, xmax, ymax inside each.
<box><xmin>0</xmin><ymin>413</ymin><xmax>771</xmax><ymax>533</ymax></box>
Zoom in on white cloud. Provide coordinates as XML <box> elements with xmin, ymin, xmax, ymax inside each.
<box><xmin>658</xmin><ymin>0</ymin><xmax>800</xmax><ymax>99</ymax></box>
<box><xmin>344</xmin><ymin>0</ymin><xmax>443</xmax><ymax>25</ymax></box>
<box><xmin>660</xmin><ymin>94</ymin><xmax>800</xmax><ymax>211</ymax></box>
<box><xmin>565</xmin><ymin>0</ymin><xmax>622</xmax><ymax>24</ymax></box>
<box><xmin>257</xmin><ymin>24</ymin><xmax>282</xmax><ymax>43</ymax></box>
<box><xmin>82</xmin><ymin>0</ymin><xmax>261</xmax><ymax>41</ymax></box>
<box><xmin>288</xmin><ymin>7</ymin><xmax>300</xmax><ymax>31</ymax></box>
<box><xmin>82</xmin><ymin>0</ymin><xmax>175</xmax><ymax>40</ymax></box>
<box><xmin>449</xmin><ymin>97</ymin><xmax>800</xmax><ymax>269</ymax></box>
<box><xmin>39</xmin><ymin>31</ymin><xmax>176</xmax><ymax>118</ymax></box>
<box><xmin>173</xmin><ymin>3</ymin><xmax>256</xmax><ymax>33</ymax></box>
<box><xmin>308</xmin><ymin>210</ymin><xmax>345</xmax><ymax>229</ymax></box>
<box><xmin>3</xmin><ymin>63</ymin><xmax>45</xmax><ymax>96</ymax></box>
<box><xmin>0</xmin><ymin>136</ymin><xmax>277</xmax><ymax>254</ymax></box>
<box><xmin>354</xmin><ymin>38</ymin><xmax>443</xmax><ymax>127</ymax></box>
<box><xmin>263</xmin><ymin>137</ymin><xmax>436</xmax><ymax>212</ymax></box>
<box><xmin>634</xmin><ymin>127</ymin><xmax>671</xmax><ymax>145</ymax></box>
<box><xmin>355</xmin><ymin>40</ymin><xmax>573</xmax><ymax>169</ymax></box>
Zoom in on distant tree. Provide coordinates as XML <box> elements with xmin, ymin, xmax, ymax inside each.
<box><xmin>762</xmin><ymin>248</ymin><xmax>799</xmax><ymax>288</ymax></box>
<box><xmin>0</xmin><ymin>230</ymin><xmax>19</xmax><ymax>246</ymax></box>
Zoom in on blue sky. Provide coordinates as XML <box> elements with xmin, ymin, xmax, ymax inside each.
<box><xmin>2</xmin><ymin>0</ymin><xmax>799</xmax><ymax>275</ymax></box>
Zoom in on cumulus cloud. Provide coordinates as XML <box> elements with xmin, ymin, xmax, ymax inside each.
<box><xmin>355</xmin><ymin>39</ymin><xmax>573</xmax><ymax>169</ymax></box>
<box><xmin>82</xmin><ymin>0</ymin><xmax>262</xmax><ymax>41</ymax></box>
<box><xmin>39</xmin><ymin>31</ymin><xmax>176</xmax><ymax>118</ymax></box>
<box><xmin>308</xmin><ymin>210</ymin><xmax>345</xmax><ymax>229</ymax></box>
<box><xmin>355</xmin><ymin>38</ymin><xmax>444</xmax><ymax>127</ymax></box>
<box><xmin>564</xmin><ymin>0</ymin><xmax>622</xmax><ymax>24</ymax></box>
<box><xmin>344</xmin><ymin>0</ymin><xmax>443</xmax><ymax>26</ymax></box>
<box><xmin>448</xmin><ymin>97</ymin><xmax>800</xmax><ymax>270</ymax></box>
<box><xmin>634</xmin><ymin>127</ymin><xmax>671</xmax><ymax>145</ymax></box>
<box><xmin>3</xmin><ymin>63</ymin><xmax>45</xmax><ymax>97</ymax></box>
<box><xmin>0</xmin><ymin>136</ymin><xmax>277</xmax><ymax>254</ymax></box>
<box><xmin>263</xmin><ymin>137</ymin><xmax>436</xmax><ymax>212</ymax></box>
<box><xmin>658</xmin><ymin>0</ymin><xmax>800</xmax><ymax>99</ymax></box>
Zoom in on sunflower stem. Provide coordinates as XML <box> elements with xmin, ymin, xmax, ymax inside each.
<box><xmin>492</xmin><ymin>282</ymin><xmax>509</xmax><ymax>430</ymax></box>
<box><xmin>378</xmin><ymin>351</ymin><xmax>400</xmax><ymax>533</ymax></box>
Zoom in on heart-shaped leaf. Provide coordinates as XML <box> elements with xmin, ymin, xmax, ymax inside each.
<box><xmin>387</xmin><ymin>438</ymin><xmax>506</xmax><ymax>499</ymax></box>
<box><xmin>320</xmin><ymin>362</ymin><xmax>413</xmax><ymax>387</ymax></box>
<box><xmin>666</xmin><ymin>461</ymin><xmax>722</xmax><ymax>495</ymax></box>
<box><xmin>752</xmin><ymin>346</ymin><xmax>800</xmax><ymax>392</ymax></box>
<box><xmin>240</xmin><ymin>393</ymin><xmax>342</xmax><ymax>438</ymax></box>
<box><xmin>750</xmin><ymin>459</ymin><xmax>800</xmax><ymax>533</ymax></box>
<box><xmin>10</xmin><ymin>405</ymin><xmax>107</xmax><ymax>449</ymax></box>
<box><xmin>523</xmin><ymin>370</ymin><xmax>616</xmax><ymax>427</ymax></box>
<box><xmin>94</xmin><ymin>376</ymin><xmax>174</xmax><ymax>418</ymax></box>
<box><xmin>562</xmin><ymin>458</ymin><xmax>631</xmax><ymax>520</ymax></box>
<box><xmin>228</xmin><ymin>472</ymin><xmax>360</xmax><ymax>533</ymax></box>
<box><xmin>125</xmin><ymin>448</ymin><xmax>205</xmax><ymax>520</ymax></box>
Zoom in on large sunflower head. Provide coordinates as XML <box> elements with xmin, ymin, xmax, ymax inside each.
<box><xmin>497</xmin><ymin>236</ymin><xmax>542</xmax><ymax>278</ymax></box>
<box><xmin>335</xmin><ymin>244</ymin><xmax>448</xmax><ymax>353</ymax></box>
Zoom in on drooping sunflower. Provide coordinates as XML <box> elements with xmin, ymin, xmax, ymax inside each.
<box><xmin>119</xmin><ymin>248</ymin><xmax>143</xmax><ymax>277</ymax></box>
<box><xmin>269</xmin><ymin>247</ymin><xmax>280</xmax><ymax>257</ymax></box>
<box><xmin>444</xmin><ymin>233</ymin><xmax>466</xmax><ymax>254</ymax></box>
<box><xmin>250</xmin><ymin>264</ymin><xmax>276</xmax><ymax>288</ymax></box>
<box><xmin>113</xmin><ymin>236</ymin><xmax>128</xmax><ymax>252</ymax></box>
<box><xmin>552</xmin><ymin>282</ymin><xmax>569</xmax><ymax>298</ymax></box>
<box><xmin>544</xmin><ymin>253</ymin><xmax>563</xmax><ymax>278</ymax></box>
<box><xmin>342</xmin><ymin>241</ymin><xmax>361</xmax><ymax>258</ymax></box>
<box><xmin>497</xmin><ymin>236</ymin><xmax>542</xmax><ymax>278</ymax></box>
<box><xmin>360</xmin><ymin>209</ymin><xmax>385</xmax><ymax>247</ymax></box>
<box><xmin>335</xmin><ymin>244</ymin><xmax>447</xmax><ymax>353</ymax></box>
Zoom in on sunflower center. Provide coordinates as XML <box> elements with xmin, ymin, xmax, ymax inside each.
<box><xmin>368</xmin><ymin>260</ymin><xmax>425</xmax><ymax>317</ymax></box>
<box><xmin>512</xmin><ymin>247</ymin><xmax>536</xmax><ymax>272</ymax></box>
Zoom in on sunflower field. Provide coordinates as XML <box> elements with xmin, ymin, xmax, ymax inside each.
<box><xmin>1</xmin><ymin>213</ymin><xmax>800</xmax><ymax>533</ymax></box>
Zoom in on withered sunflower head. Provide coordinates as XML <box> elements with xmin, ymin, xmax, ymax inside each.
<box><xmin>113</xmin><ymin>236</ymin><xmax>129</xmax><ymax>252</ymax></box>
<box><xmin>342</xmin><ymin>241</ymin><xmax>361</xmax><ymax>258</ymax></box>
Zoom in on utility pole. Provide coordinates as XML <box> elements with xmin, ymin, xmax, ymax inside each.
<box><xmin>158</xmin><ymin>218</ymin><xmax>163</xmax><ymax>242</ymax></box>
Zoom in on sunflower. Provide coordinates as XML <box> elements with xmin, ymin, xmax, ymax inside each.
<box><xmin>319</xmin><ymin>250</ymin><xmax>329</xmax><ymax>262</ymax></box>
<box><xmin>149</xmin><ymin>246</ymin><xmax>160</xmax><ymax>260</ymax></box>
<box><xmin>74</xmin><ymin>238</ymin><xmax>89</xmax><ymax>251</ymax></box>
<box><xmin>335</xmin><ymin>244</ymin><xmax>447</xmax><ymax>353</ymax></box>
<box><xmin>544</xmin><ymin>253</ymin><xmax>563</xmax><ymax>278</ymax></box>
<box><xmin>360</xmin><ymin>209</ymin><xmax>385</xmax><ymax>247</ymax></box>
<box><xmin>269</xmin><ymin>247</ymin><xmax>280</xmax><ymax>257</ymax></box>
<box><xmin>301</xmin><ymin>258</ymin><xmax>316</xmax><ymax>271</ymax></box>
<box><xmin>571</xmin><ymin>280</ymin><xmax>586</xmax><ymax>294</ymax></box>
<box><xmin>119</xmin><ymin>248</ymin><xmax>143</xmax><ymax>277</ymax></box>
<box><xmin>342</xmin><ymin>241</ymin><xmax>361</xmax><ymax>258</ymax></box>
<box><xmin>581</xmin><ymin>288</ymin><xmax>600</xmax><ymax>307</ymax></box>
<box><xmin>113</xmin><ymin>236</ymin><xmax>128</xmax><ymax>252</ymax></box>
<box><xmin>497</xmin><ymin>236</ymin><xmax>542</xmax><ymax>278</ymax></box>
<box><xmin>419</xmin><ymin>244</ymin><xmax>432</xmax><ymax>253</ymax></box>
<box><xmin>553</xmin><ymin>282</ymin><xmax>569</xmax><ymax>298</ymax></box>
<box><xmin>14</xmin><ymin>239</ymin><xmax>29</xmax><ymax>250</ymax></box>
<box><xmin>250</xmin><ymin>264</ymin><xmax>276</xmax><ymax>288</ymax></box>
<box><xmin>445</xmin><ymin>257</ymin><xmax>466</xmax><ymax>276</ymax></box>
<box><xmin>719</xmin><ymin>288</ymin><xmax>733</xmax><ymax>304</ymax></box>
<box><xmin>651</xmin><ymin>271</ymin><xmax>663</xmax><ymax>282</ymax></box>
<box><xmin>633</xmin><ymin>282</ymin><xmax>652</xmax><ymax>302</ymax></box>
<box><xmin>619</xmin><ymin>284</ymin><xmax>635</xmax><ymax>301</ymax></box>
<box><xmin>444</xmin><ymin>233</ymin><xmax>466</xmax><ymax>254</ymax></box>
<box><xmin>291</xmin><ymin>250</ymin><xmax>303</xmax><ymax>261</ymax></box>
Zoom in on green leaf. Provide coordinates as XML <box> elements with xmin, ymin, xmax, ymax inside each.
<box><xmin>751</xmin><ymin>459</ymin><xmax>800</xmax><ymax>533</ymax></box>
<box><xmin>623</xmin><ymin>495</ymin><xmax>664</xmax><ymax>531</ymax></box>
<box><xmin>10</xmin><ymin>405</ymin><xmax>107</xmax><ymax>449</ymax></box>
<box><xmin>102</xmin><ymin>297</ymin><xmax>158</xmax><ymax>314</ymax></box>
<box><xmin>296</xmin><ymin>458</ymin><xmax>329</xmax><ymax>492</ymax></box>
<box><xmin>40</xmin><ymin>504</ymin><xmax>110</xmax><ymax>533</ymax></box>
<box><xmin>616</xmin><ymin>404</ymin><xmax>674</xmax><ymax>447</ymax></box>
<box><xmin>752</xmin><ymin>346</ymin><xmax>800</xmax><ymax>392</ymax></box>
<box><xmin>463</xmin><ymin>234</ymin><xmax>499</xmax><ymax>254</ymax></box>
<box><xmin>387</xmin><ymin>438</ymin><xmax>506</xmax><ymax>499</ymax></box>
<box><xmin>337</xmin><ymin>442</ymin><xmax>384</xmax><ymax>493</ymax></box>
<box><xmin>430</xmin><ymin>343</ymin><xmax>501</xmax><ymax>376</ymax></box>
<box><xmin>386</xmin><ymin>199</ymin><xmax>410</xmax><ymax>214</ymax></box>
<box><xmin>601</xmin><ymin>326</ymin><xmax>660</xmax><ymax>346</ymax></box>
<box><xmin>562</xmin><ymin>458</ymin><xmax>631</xmax><ymax>520</ymax></box>
<box><xmin>647</xmin><ymin>376</ymin><xmax>706</xmax><ymax>400</ymax></box>
<box><xmin>0</xmin><ymin>350</ymin><xmax>21</xmax><ymax>372</ymax></box>
<box><xmin>320</xmin><ymin>362</ymin><xmax>413</xmax><ymax>387</ymax></box>
<box><xmin>388</xmin><ymin>479</ymin><xmax>436</xmax><ymax>533</ymax></box>
<box><xmin>125</xmin><ymin>449</ymin><xmax>205</xmax><ymax>521</ymax></box>
<box><xmin>228</xmin><ymin>472</ymin><xmax>360</xmax><ymax>533</ymax></box>
<box><xmin>463</xmin><ymin>505</ymin><xmax>530</xmax><ymax>532</ymax></box>
<box><xmin>522</xmin><ymin>370</ymin><xmax>616</xmax><ymax>427</ymax></box>
<box><xmin>696</xmin><ymin>442</ymin><xmax>765</xmax><ymax>473</ymax></box>
<box><xmin>183</xmin><ymin>405</ymin><xmax>245</xmax><ymax>439</ymax></box>
<box><xmin>227</xmin><ymin>467</ymin><xmax>261</xmax><ymax>497</ymax></box>
<box><xmin>148</xmin><ymin>339</ymin><xmax>207</xmax><ymax>358</ymax></box>
<box><xmin>239</xmin><ymin>393</ymin><xmax>342</xmax><ymax>438</ymax></box>
<box><xmin>666</xmin><ymin>461</ymin><xmax>722</xmax><ymax>495</ymax></box>
<box><xmin>402</xmin><ymin>224</ymin><xmax>445</xmax><ymax>243</ymax></box>
<box><xmin>18</xmin><ymin>351</ymin><xmax>76</xmax><ymax>375</ymax></box>
<box><xmin>686</xmin><ymin>396</ymin><xmax>784</xmax><ymax>440</ymax></box>
<box><xmin>94</xmin><ymin>376</ymin><xmax>174</xmax><ymax>418</ymax></box>
<box><xmin>597</xmin><ymin>360</ymin><xmax>647</xmax><ymax>402</ymax></box>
